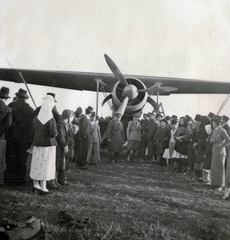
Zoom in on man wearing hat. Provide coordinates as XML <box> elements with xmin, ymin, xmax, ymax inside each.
<box><xmin>126</xmin><ymin>113</ymin><xmax>141</xmax><ymax>161</ymax></box>
<box><xmin>139</xmin><ymin>113</ymin><xmax>149</xmax><ymax>161</ymax></box>
<box><xmin>147</xmin><ymin>112</ymin><xmax>157</xmax><ymax>161</ymax></box>
<box><xmin>106</xmin><ymin>112</ymin><xmax>125</xmax><ymax>163</ymax></box>
<box><xmin>210</xmin><ymin>115</ymin><xmax>230</xmax><ymax>191</ymax></box>
<box><xmin>72</xmin><ymin>107</ymin><xmax>82</xmax><ymax>166</ymax></box>
<box><xmin>78</xmin><ymin>106</ymin><xmax>94</xmax><ymax>169</ymax></box>
<box><xmin>0</xmin><ymin>87</ymin><xmax>12</xmax><ymax>184</ymax></box>
<box><xmin>5</xmin><ymin>88</ymin><xmax>34</xmax><ymax>184</ymax></box>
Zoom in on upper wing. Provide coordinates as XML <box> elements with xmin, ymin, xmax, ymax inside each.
<box><xmin>0</xmin><ymin>68</ymin><xmax>229</xmax><ymax>94</ymax></box>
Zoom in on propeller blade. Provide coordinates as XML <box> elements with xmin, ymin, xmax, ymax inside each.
<box><xmin>116</xmin><ymin>96</ymin><xmax>129</xmax><ymax>116</ymax></box>
<box><xmin>104</xmin><ymin>54</ymin><xmax>128</xmax><ymax>86</ymax></box>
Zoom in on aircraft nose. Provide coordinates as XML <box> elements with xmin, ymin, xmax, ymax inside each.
<box><xmin>122</xmin><ymin>84</ymin><xmax>138</xmax><ymax>100</ymax></box>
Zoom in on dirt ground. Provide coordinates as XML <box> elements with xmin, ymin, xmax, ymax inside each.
<box><xmin>1</xmin><ymin>150</ymin><xmax>230</xmax><ymax>239</ymax></box>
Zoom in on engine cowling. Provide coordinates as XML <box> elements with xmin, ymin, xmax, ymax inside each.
<box><xmin>111</xmin><ymin>77</ymin><xmax>148</xmax><ymax>116</ymax></box>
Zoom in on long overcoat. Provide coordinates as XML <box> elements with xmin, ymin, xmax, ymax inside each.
<box><xmin>156</xmin><ymin>125</ymin><xmax>170</xmax><ymax>154</ymax></box>
<box><xmin>210</xmin><ymin>126</ymin><xmax>230</xmax><ymax>187</ymax></box>
<box><xmin>107</xmin><ymin>120</ymin><xmax>125</xmax><ymax>153</ymax></box>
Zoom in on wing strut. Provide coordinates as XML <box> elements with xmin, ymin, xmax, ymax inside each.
<box><xmin>216</xmin><ymin>93</ymin><xmax>230</xmax><ymax>115</ymax></box>
<box><xmin>19</xmin><ymin>72</ymin><xmax>37</xmax><ymax>108</ymax></box>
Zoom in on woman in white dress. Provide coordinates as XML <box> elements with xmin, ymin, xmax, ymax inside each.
<box><xmin>30</xmin><ymin>95</ymin><xmax>58</xmax><ymax>193</ymax></box>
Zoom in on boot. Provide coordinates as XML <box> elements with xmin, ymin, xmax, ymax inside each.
<box><xmin>40</xmin><ymin>180</ymin><xmax>49</xmax><ymax>192</ymax></box>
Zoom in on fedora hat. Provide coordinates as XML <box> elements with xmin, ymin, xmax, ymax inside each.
<box><xmin>0</xmin><ymin>87</ymin><xmax>10</xmax><ymax>99</ymax></box>
<box><xmin>47</xmin><ymin>92</ymin><xmax>57</xmax><ymax>102</ymax></box>
<box><xmin>208</xmin><ymin>112</ymin><xmax>215</xmax><ymax>119</ymax></box>
<box><xmin>211</xmin><ymin>115</ymin><xmax>223</xmax><ymax>124</ymax></box>
<box><xmin>195</xmin><ymin>114</ymin><xmax>201</xmax><ymax>121</ymax></box>
<box><xmin>75</xmin><ymin>107</ymin><xmax>82</xmax><ymax>117</ymax></box>
<box><xmin>171</xmin><ymin>115</ymin><xmax>178</xmax><ymax>119</ymax></box>
<box><xmin>156</xmin><ymin>113</ymin><xmax>162</xmax><ymax>118</ymax></box>
<box><xmin>86</xmin><ymin>106</ymin><xmax>94</xmax><ymax>114</ymax></box>
<box><xmin>62</xmin><ymin>109</ymin><xmax>74</xmax><ymax>119</ymax></box>
<box><xmin>171</xmin><ymin>119</ymin><xmax>178</xmax><ymax>125</ymax></box>
<box><xmin>222</xmin><ymin>115</ymin><xmax>229</xmax><ymax>123</ymax></box>
<box><xmin>15</xmin><ymin>88</ymin><xmax>29</xmax><ymax>98</ymax></box>
<box><xmin>161</xmin><ymin>118</ymin><xmax>168</xmax><ymax>124</ymax></box>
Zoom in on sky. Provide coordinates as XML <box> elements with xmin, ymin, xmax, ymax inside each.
<box><xmin>0</xmin><ymin>0</ymin><xmax>230</xmax><ymax>119</ymax></box>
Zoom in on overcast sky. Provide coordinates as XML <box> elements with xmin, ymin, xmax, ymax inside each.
<box><xmin>0</xmin><ymin>0</ymin><xmax>230</xmax><ymax>118</ymax></box>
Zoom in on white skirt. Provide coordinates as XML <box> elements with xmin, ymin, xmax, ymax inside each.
<box><xmin>171</xmin><ymin>150</ymin><xmax>188</xmax><ymax>159</ymax></box>
<box><xmin>30</xmin><ymin>146</ymin><xmax>56</xmax><ymax>181</ymax></box>
<box><xmin>163</xmin><ymin>148</ymin><xmax>170</xmax><ymax>159</ymax></box>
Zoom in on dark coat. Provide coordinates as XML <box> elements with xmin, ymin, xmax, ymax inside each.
<box><xmin>6</xmin><ymin>100</ymin><xmax>34</xmax><ymax>145</ymax></box>
<box><xmin>0</xmin><ymin>100</ymin><xmax>12</xmax><ymax>138</ymax></box>
<box><xmin>32</xmin><ymin>117</ymin><xmax>58</xmax><ymax>147</ymax></box>
<box><xmin>56</xmin><ymin>119</ymin><xmax>73</xmax><ymax>148</ymax></box>
<box><xmin>194</xmin><ymin>127</ymin><xmax>208</xmax><ymax>163</ymax></box>
<box><xmin>156</xmin><ymin>125</ymin><xmax>170</xmax><ymax>154</ymax></box>
<box><xmin>140</xmin><ymin>119</ymin><xmax>149</xmax><ymax>139</ymax></box>
<box><xmin>203</xmin><ymin>137</ymin><xmax>212</xmax><ymax>170</ymax></box>
<box><xmin>148</xmin><ymin>119</ymin><xmax>157</xmax><ymax>139</ymax></box>
<box><xmin>79</xmin><ymin>115</ymin><xmax>91</xmax><ymax>139</ymax></box>
<box><xmin>107</xmin><ymin>120</ymin><xmax>125</xmax><ymax>152</ymax></box>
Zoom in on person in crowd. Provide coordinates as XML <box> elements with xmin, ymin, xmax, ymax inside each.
<box><xmin>207</xmin><ymin>112</ymin><xmax>216</xmax><ymax>123</ymax></box>
<box><xmin>172</xmin><ymin>116</ymin><xmax>189</xmax><ymax>172</ymax></box>
<box><xmin>186</xmin><ymin>119</ymin><xmax>199</xmax><ymax>177</ymax></box>
<box><xmin>155</xmin><ymin>118</ymin><xmax>170</xmax><ymax>165</ymax></box>
<box><xmin>210</xmin><ymin>115</ymin><xmax>230</xmax><ymax>191</ymax></box>
<box><xmin>202</xmin><ymin>124</ymin><xmax>213</xmax><ymax>184</ymax></box>
<box><xmin>30</xmin><ymin>95</ymin><xmax>58</xmax><ymax>193</ymax></box>
<box><xmin>171</xmin><ymin>115</ymin><xmax>178</xmax><ymax>122</ymax></box>
<box><xmin>155</xmin><ymin>113</ymin><xmax>163</xmax><ymax>128</ymax></box>
<box><xmin>56</xmin><ymin>110</ymin><xmax>74</xmax><ymax>185</ymax></box>
<box><xmin>147</xmin><ymin>112</ymin><xmax>157</xmax><ymax>161</ymax></box>
<box><xmin>165</xmin><ymin>116</ymin><xmax>171</xmax><ymax>125</ymax></box>
<box><xmin>223</xmin><ymin>116</ymin><xmax>230</xmax><ymax>199</ymax></box>
<box><xmin>72</xmin><ymin>107</ymin><xmax>82</xmax><ymax>166</ymax></box>
<box><xmin>107</xmin><ymin>112</ymin><xmax>125</xmax><ymax>163</ymax></box>
<box><xmin>65</xmin><ymin>110</ymin><xmax>76</xmax><ymax>168</ymax></box>
<box><xmin>139</xmin><ymin>113</ymin><xmax>149</xmax><ymax>161</ymax></box>
<box><xmin>163</xmin><ymin>119</ymin><xmax>178</xmax><ymax>166</ymax></box>
<box><xmin>5</xmin><ymin>89</ymin><xmax>34</xmax><ymax>184</ymax></box>
<box><xmin>0</xmin><ymin>87</ymin><xmax>12</xmax><ymax>185</ymax></box>
<box><xmin>34</xmin><ymin>93</ymin><xmax>60</xmax><ymax>123</ymax></box>
<box><xmin>87</xmin><ymin>113</ymin><xmax>101</xmax><ymax>165</ymax></box>
<box><xmin>222</xmin><ymin>115</ymin><xmax>230</xmax><ymax>171</ymax></box>
<box><xmin>126</xmin><ymin>113</ymin><xmax>141</xmax><ymax>162</ymax></box>
<box><xmin>193</xmin><ymin>115</ymin><xmax>209</xmax><ymax>180</ymax></box>
<box><xmin>78</xmin><ymin>106</ymin><xmax>94</xmax><ymax>169</ymax></box>
<box><xmin>186</xmin><ymin>115</ymin><xmax>193</xmax><ymax>129</ymax></box>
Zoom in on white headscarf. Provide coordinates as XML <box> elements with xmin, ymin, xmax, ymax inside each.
<box><xmin>205</xmin><ymin>124</ymin><xmax>212</xmax><ymax>135</ymax></box>
<box><xmin>37</xmin><ymin>95</ymin><xmax>55</xmax><ymax>124</ymax></box>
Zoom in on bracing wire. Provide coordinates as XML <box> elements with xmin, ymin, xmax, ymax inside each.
<box><xmin>216</xmin><ymin>93</ymin><xmax>230</xmax><ymax>115</ymax></box>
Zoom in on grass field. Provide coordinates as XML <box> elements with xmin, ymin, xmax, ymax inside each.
<box><xmin>1</xmin><ymin>151</ymin><xmax>230</xmax><ymax>240</ymax></box>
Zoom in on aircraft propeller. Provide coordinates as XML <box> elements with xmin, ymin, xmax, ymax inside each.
<box><xmin>104</xmin><ymin>54</ymin><xmax>128</xmax><ymax>86</ymax></box>
<box><xmin>104</xmin><ymin>54</ymin><xmax>177</xmax><ymax>116</ymax></box>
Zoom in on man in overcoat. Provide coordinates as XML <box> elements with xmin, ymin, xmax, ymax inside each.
<box><xmin>0</xmin><ymin>87</ymin><xmax>12</xmax><ymax>184</ymax></box>
<box><xmin>78</xmin><ymin>106</ymin><xmax>94</xmax><ymax>169</ymax></box>
<box><xmin>126</xmin><ymin>113</ymin><xmax>141</xmax><ymax>161</ymax></box>
<box><xmin>139</xmin><ymin>113</ymin><xmax>149</xmax><ymax>161</ymax></box>
<box><xmin>107</xmin><ymin>113</ymin><xmax>125</xmax><ymax>163</ymax></box>
<box><xmin>5</xmin><ymin>88</ymin><xmax>34</xmax><ymax>184</ymax></box>
<box><xmin>147</xmin><ymin>112</ymin><xmax>157</xmax><ymax>161</ymax></box>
